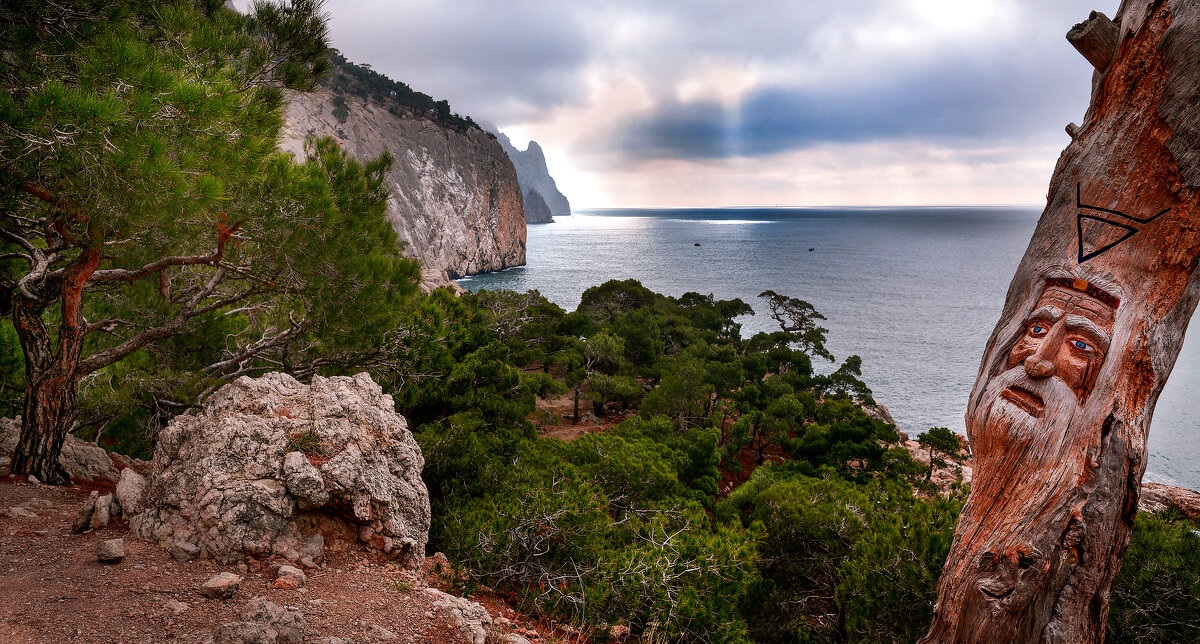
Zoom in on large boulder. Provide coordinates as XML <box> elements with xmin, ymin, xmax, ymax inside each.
<box><xmin>0</xmin><ymin>417</ymin><xmax>120</xmax><ymax>483</ymax></box>
<box><xmin>130</xmin><ymin>372</ymin><xmax>430</xmax><ymax>568</ymax></box>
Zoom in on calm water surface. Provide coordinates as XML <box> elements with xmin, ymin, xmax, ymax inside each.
<box><xmin>462</xmin><ymin>208</ymin><xmax>1200</xmax><ymax>488</ymax></box>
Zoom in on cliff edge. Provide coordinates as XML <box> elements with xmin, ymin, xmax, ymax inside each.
<box><xmin>279</xmin><ymin>91</ymin><xmax>525</xmax><ymax>288</ymax></box>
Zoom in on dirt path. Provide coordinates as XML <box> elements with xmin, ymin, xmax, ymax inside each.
<box><xmin>0</xmin><ymin>474</ymin><xmax>558</xmax><ymax>644</ymax></box>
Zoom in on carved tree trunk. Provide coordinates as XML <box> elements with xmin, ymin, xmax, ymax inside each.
<box><xmin>924</xmin><ymin>2</ymin><xmax>1200</xmax><ymax>642</ymax></box>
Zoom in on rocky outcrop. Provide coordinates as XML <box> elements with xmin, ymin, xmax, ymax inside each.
<box><xmin>130</xmin><ymin>372</ymin><xmax>430</xmax><ymax>569</ymax></box>
<box><xmin>490</xmin><ymin>130</ymin><xmax>572</xmax><ymax>218</ymax></box>
<box><xmin>279</xmin><ymin>91</ymin><xmax>526</xmax><ymax>288</ymax></box>
<box><xmin>523</xmin><ymin>188</ymin><xmax>553</xmax><ymax>224</ymax></box>
<box><xmin>1138</xmin><ymin>482</ymin><xmax>1200</xmax><ymax>520</ymax></box>
<box><xmin>0</xmin><ymin>416</ymin><xmax>119</xmax><ymax>483</ymax></box>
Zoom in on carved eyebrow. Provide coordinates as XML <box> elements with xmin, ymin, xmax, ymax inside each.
<box><xmin>1065</xmin><ymin>315</ymin><xmax>1111</xmax><ymax>350</ymax></box>
<box><xmin>1029</xmin><ymin>306</ymin><xmax>1064</xmax><ymax>322</ymax></box>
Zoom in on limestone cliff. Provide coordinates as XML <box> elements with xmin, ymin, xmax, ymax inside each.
<box><xmin>490</xmin><ymin>129</ymin><xmax>572</xmax><ymax>218</ymax></box>
<box><xmin>279</xmin><ymin>91</ymin><xmax>525</xmax><ymax>287</ymax></box>
<box><xmin>524</xmin><ymin>188</ymin><xmax>554</xmax><ymax>224</ymax></box>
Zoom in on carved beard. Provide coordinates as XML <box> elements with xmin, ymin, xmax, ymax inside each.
<box><xmin>972</xmin><ymin>365</ymin><xmax>1083</xmax><ymax>470</ymax></box>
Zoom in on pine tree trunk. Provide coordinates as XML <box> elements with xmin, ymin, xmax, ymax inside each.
<box><xmin>9</xmin><ymin>298</ymin><xmax>78</xmax><ymax>485</ymax></box>
<box><xmin>923</xmin><ymin>2</ymin><xmax>1200</xmax><ymax>641</ymax></box>
<box><xmin>9</xmin><ymin>247</ymin><xmax>99</xmax><ymax>485</ymax></box>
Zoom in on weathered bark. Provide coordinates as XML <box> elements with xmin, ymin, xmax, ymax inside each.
<box><xmin>10</xmin><ymin>247</ymin><xmax>99</xmax><ymax>484</ymax></box>
<box><xmin>923</xmin><ymin>2</ymin><xmax>1200</xmax><ymax>642</ymax></box>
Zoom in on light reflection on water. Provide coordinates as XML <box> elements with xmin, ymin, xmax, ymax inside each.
<box><xmin>463</xmin><ymin>208</ymin><xmax>1200</xmax><ymax>488</ymax></box>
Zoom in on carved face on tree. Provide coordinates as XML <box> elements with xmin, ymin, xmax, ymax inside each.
<box><xmin>1002</xmin><ymin>280</ymin><xmax>1116</xmax><ymax>411</ymax></box>
<box><xmin>972</xmin><ymin>277</ymin><xmax>1120</xmax><ymax>459</ymax></box>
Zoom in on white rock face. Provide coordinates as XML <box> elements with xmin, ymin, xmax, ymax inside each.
<box><xmin>0</xmin><ymin>417</ymin><xmax>119</xmax><ymax>483</ymax></box>
<box><xmin>131</xmin><ymin>372</ymin><xmax>430</xmax><ymax>569</ymax></box>
<box><xmin>279</xmin><ymin>90</ymin><xmax>526</xmax><ymax>288</ymax></box>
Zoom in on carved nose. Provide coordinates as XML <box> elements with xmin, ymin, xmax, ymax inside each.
<box><xmin>1025</xmin><ymin>355</ymin><xmax>1054</xmax><ymax>378</ymax></box>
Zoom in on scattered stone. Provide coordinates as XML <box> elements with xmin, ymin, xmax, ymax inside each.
<box><xmin>212</xmin><ymin>621</ymin><xmax>277</xmax><ymax>644</ymax></box>
<box><xmin>272</xmin><ymin>565</ymin><xmax>306</xmax><ymax>590</ymax></box>
<box><xmin>26</xmin><ymin>475</ymin><xmax>40</xmax><ymax>485</ymax></box>
<box><xmin>170</xmin><ymin>540</ymin><xmax>201</xmax><ymax>562</ymax></box>
<box><xmin>502</xmin><ymin>635</ymin><xmax>532</xmax><ymax>644</ymax></box>
<box><xmin>201</xmin><ymin>572</ymin><xmax>244</xmax><ymax>600</ymax></box>
<box><xmin>131</xmin><ymin>373</ymin><xmax>430</xmax><ymax>568</ymax></box>
<box><xmin>72</xmin><ymin>491</ymin><xmax>99</xmax><ymax>534</ymax></box>
<box><xmin>366</xmin><ymin>624</ymin><xmax>398</xmax><ymax>641</ymax></box>
<box><xmin>92</xmin><ymin>494</ymin><xmax>113</xmax><ymax>529</ymax></box>
<box><xmin>95</xmin><ymin>538</ymin><xmax>125</xmax><ymax>563</ymax></box>
<box><xmin>237</xmin><ymin>561</ymin><xmax>249</xmax><ymax>575</ymax></box>
<box><xmin>115</xmin><ymin>467</ymin><xmax>147</xmax><ymax>516</ymax></box>
<box><xmin>164</xmin><ymin>599</ymin><xmax>190</xmax><ymax>614</ymax></box>
<box><xmin>0</xmin><ymin>417</ymin><xmax>120</xmax><ymax>483</ymax></box>
<box><xmin>241</xmin><ymin>598</ymin><xmax>305</xmax><ymax>643</ymax></box>
<box><xmin>3</xmin><ymin>506</ymin><xmax>37</xmax><ymax>519</ymax></box>
<box><xmin>423</xmin><ymin>587</ymin><xmax>492</xmax><ymax>644</ymax></box>
<box><xmin>299</xmin><ymin>556</ymin><xmax>318</xmax><ymax>570</ymax></box>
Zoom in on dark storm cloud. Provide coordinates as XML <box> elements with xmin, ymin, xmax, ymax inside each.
<box><xmin>614</xmin><ymin>52</ymin><xmax>1084</xmax><ymax>159</ymax></box>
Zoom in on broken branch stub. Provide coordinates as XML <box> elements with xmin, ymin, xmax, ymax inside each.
<box><xmin>923</xmin><ymin>1</ymin><xmax>1200</xmax><ymax>642</ymax></box>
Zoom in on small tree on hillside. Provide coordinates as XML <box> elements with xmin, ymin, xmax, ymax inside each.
<box><xmin>918</xmin><ymin>426</ymin><xmax>963</xmax><ymax>482</ymax></box>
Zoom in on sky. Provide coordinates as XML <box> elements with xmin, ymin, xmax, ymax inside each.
<box><xmin>315</xmin><ymin>0</ymin><xmax>1113</xmax><ymax>208</ymax></box>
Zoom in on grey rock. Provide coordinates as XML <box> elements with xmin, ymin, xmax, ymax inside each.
<box><xmin>241</xmin><ymin>598</ymin><xmax>305</xmax><ymax>643</ymax></box>
<box><xmin>115</xmin><ymin>467</ymin><xmax>147</xmax><ymax>516</ymax></box>
<box><xmin>26</xmin><ymin>474</ymin><xmax>40</xmax><ymax>485</ymax></box>
<box><xmin>164</xmin><ymin>598</ymin><xmax>190</xmax><ymax>614</ymax></box>
<box><xmin>201</xmin><ymin>572</ymin><xmax>243</xmax><ymax>600</ymax></box>
<box><xmin>3</xmin><ymin>506</ymin><xmax>37</xmax><ymax>519</ymax></box>
<box><xmin>281</xmin><ymin>87</ymin><xmax>526</xmax><ymax>290</ymax></box>
<box><xmin>72</xmin><ymin>491</ymin><xmax>99</xmax><ymax>534</ymax></box>
<box><xmin>213</xmin><ymin>622</ymin><xmax>277</xmax><ymax>644</ymax></box>
<box><xmin>131</xmin><ymin>372</ymin><xmax>430</xmax><ymax>569</ymax></box>
<box><xmin>423</xmin><ymin>587</ymin><xmax>492</xmax><ymax>644</ymax></box>
<box><xmin>300</xmin><ymin>532</ymin><xmax>324</xmax><ymax>562</ymax></box>
<box><xmin>273</xmin><ymin>565</ymin><xmax>306</xmax><ymax>589</ymax></box>
<box><xmin>169</xmin><ymin>540</ymin><xmax>201</xmax><ymax>562</ymax></box>
<box><xmin>0</xmin><ymin>417</ymin><xmax>120</xmax><ymax>483</ymax></box>
<box><xmin>366</xmin><ymin>624</ymin><xmax>398</xmax><ymax>641</ymax></box>
<box><xmin>502</xmin><ymin>635</ymin><xmax>532</xmax><ymax>644</ymax></box>
<box><xmin>283</xmin><ymin>451</ymin><xmax>329</xmax><ymax>509</ymax></box>
<box><xmin>92</xmin><ymin>494</ymin><xmax>113</xmax><ymax>529</ymax></box>
<box><xmin>522</xmin><ymin>188</ymin><xmax>553</xmax><ymax>224</ymax></box>
<box><xmin>95</xmin><ymin>538</ymin><xmax>125</xmax><ymax>563</ymax></box>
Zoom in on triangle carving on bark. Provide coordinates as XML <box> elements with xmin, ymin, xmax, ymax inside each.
<box><xmin>1075</xmin><ymin>183</ymin><xmax>1169</xmax><ymax>263</ymax></box>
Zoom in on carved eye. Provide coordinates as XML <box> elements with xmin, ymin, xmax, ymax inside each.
<box><xmin>1071</xmin><ymin>339</ymin><xmax>1093</xmax><ymax>352</ymax></box>
<box><xmin>1029</xmin><ymin>324</ymin><xmax>1049</xmax><ymax>337</ymax></box>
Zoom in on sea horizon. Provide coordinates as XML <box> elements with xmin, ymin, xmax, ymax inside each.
<box><xmin>466</xmin><ymin>206</ymin><xmax>1200</xmax><ymax>490</ymax></box>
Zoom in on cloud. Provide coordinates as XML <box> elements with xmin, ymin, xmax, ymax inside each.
<box><xmin>610</xmin><ymin>49</ymin><xmax>1084</xmax><ymax>160</ymax></box>
<box><xmin>297</xmin><ymin>0</ymin><xmax>1112</xmax><ymax>205</ymax></box>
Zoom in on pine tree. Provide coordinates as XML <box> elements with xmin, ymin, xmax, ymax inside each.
<box><xmin>0</xmin><ymin>0</ymin><xmax>418</xmax><ymax>482</ymax></box>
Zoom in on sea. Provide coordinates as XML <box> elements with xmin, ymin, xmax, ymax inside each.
<box><xmin>461</xmin><ymin>207</ymin><xmax>1200</xmax><ymax>489</ymax></box>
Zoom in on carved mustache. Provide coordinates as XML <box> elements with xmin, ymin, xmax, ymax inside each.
<box><xmin>983</xmin><ymin>366</ymin><xmax>1080</xmax><ymax>420</ymax></box>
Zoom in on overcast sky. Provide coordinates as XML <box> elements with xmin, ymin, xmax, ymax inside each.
<box><xmin>318</xmin><ymin>0</ymin><xmax>1114</xmax><ymax>208</ymax></box>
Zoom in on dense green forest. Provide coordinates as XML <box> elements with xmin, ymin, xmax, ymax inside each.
<box><xmin>1</xmin><ymin>1</ymin><xmax>1197</xmax><ymax>642</ymax></box>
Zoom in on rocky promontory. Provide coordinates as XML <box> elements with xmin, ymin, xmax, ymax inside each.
<box><xmin>489</xmin><ymin>128</ymin><xmax>572</xmax><ymax>220</ymax></box>
<box><xmin>280</xmin><ymin>91</ymin><xmax>526</xmax><ymax>289</ymax></box>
